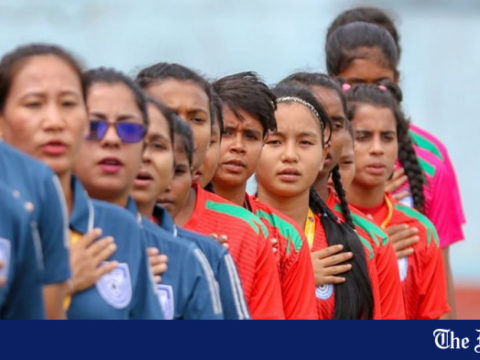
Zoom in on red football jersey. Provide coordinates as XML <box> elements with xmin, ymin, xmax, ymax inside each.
<box><xmin>184</xmin><ymin>185</ymin><xmax>284</xmax><ymax>319</ymax></box>
<box><xmin>246</xmin><ymin>195</ymin><xmax>317</xmax><ymax>319</ymax></box>
<box><xmin>327</xmin><ymin>190</ymin><xmax>406</xmax><ymax>320</ymax></box>
<box><xmin>352</xmin><ymin>193</ymin><xmax>450</xmax><ymax>319</ymax></box>
<box><xmin>309</xmin><ymin>211</ymin><xmax>382</xmax><ymax>320</ymax></box>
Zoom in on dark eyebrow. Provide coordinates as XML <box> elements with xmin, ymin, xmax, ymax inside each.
<box><xmin>148</xmin><ymin>133</ymin><xmax>169</xmax><ymax>142</ymax></box>
<box><xmin>89</xmin><ymin>112</ymin><xmax>141</xmax><ymax>123</ymax></box>
<box><xmin>117</xmin><ymin>114</ymin><xmax>142</xmax><ymax>122</ymax></box>
<box><xmin>331</xmin><ymin>115</ymin><xmax>346</xmax><ymax>122</ymax></box>
<box><xmin>59</xmin><ymin>90</ymin><xmax>82</xmax><ymax>97</ymax></box>
<box><xmin>245</xmin><ymin>129</ymin><xmax>262</xmax><ymax>137</ymax></box>
<box><xmin>381</xmin><ymin>130</ymin><xmax>396</xmax><ymax>136</ymax></box>
<box><xmin>89</xmin><ymin>112</ymin><xmax>107</xmax><ymax>120</ymax></box>
<box><xmin>348</xmin><ymin>78</ymin><xmax>366</xmax><ymax>84</ymax></box>
<box><xmin>269</xmin><ymin>130</ymin><xmax>284</xmax><ymax>137</ymax></box>
<box><xmin>186</xmin><ymin>109</ymin><xmax>208</xmax><ymax>116</ymax></box>
<box><xmin>355</xmin><ymin>129</ymin><xmax>373</xmax><ymax>135</ymax></box>
<box><xmin>299</xmin><ymin>131</ymin><xmax>318</xmax><ymax>138</ymax></box>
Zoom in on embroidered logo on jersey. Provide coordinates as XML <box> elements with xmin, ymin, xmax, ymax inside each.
<box><xmin>399</xmin><ymin>194</ymin><xmax>414</xmax><ymax>208</ymax></box>
<box><xmin>0</xmin><ymin>238</ymin><xmax>11</xmax><ymax>279</ymax></box>
<box><xmin>156</xmin><ymin>284</ymin><xmax>175</xmax><ymax>320</ymax></box>
<box><xmin>315</xmin><ymin>284</ymin><xmax>334</xmax><ymax>300</ymax></box>
<box><xmin>96</xmin><ymin>263</ymin><xmax>132</xmax><ymax>309</ymax></box>
<box><xmin>397</xmin><ymin>257</ymin><xmax>408</xmax><ymax>282</ymax></box>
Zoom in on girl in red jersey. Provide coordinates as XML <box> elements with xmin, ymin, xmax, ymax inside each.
<box><xmin>325</xmin><ymin>19</ymin><xmax>462</xmax><ymax>316</ymax></box>
<box><xmin>344</xmin><ymin>83</ymin><xmax>449</xmax><ymax>319</ymax></box>
<box><xmin>211</xmin><ymin>72</ymin><xmax>317</xmax><ymax>319</ymax></box>
<box><xmin>136</xmin><ymin>63</ymin><xmax>284</xmax><ymax>320</ymax></box>
<box><xmin>278</xmin><ymin>72</ymin><xmax>405</xmax><ymax>319</ymax></box>
<box><xmin>256</xmin><ymin>84</ymin><xmax>378</xmax><ymax>319</ymax></box>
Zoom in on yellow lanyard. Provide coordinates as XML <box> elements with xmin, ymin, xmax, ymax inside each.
<box><xmin>63</xmin><ymin>230</ymin><xmax>83</xmax><ymax>311</ymax></box>
<box><xmin>380</xmin><ymin>195</ymin><xmax>394</xmax><ymax>229</ymax></box>
<box><xmin>304</xmin><ymin>208</ymin><xmax>316</xmax><ymax>249</ymax></box>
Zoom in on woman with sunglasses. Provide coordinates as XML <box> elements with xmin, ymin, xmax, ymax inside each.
<box><xmin>0</xmin><ymin>44</ymin><xmax>163</xmax><ymax>319</ymax></box>
<box><xmin>76</xmin><ymin>68</ymin><xmax>223</xmax><ymax>320</ymax></box>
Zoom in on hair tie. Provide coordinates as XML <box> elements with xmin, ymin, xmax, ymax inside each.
<box><xmin>341</xmin><ymin>83</ymin><xmax>352</xmax><ymax>92</ymax></box>
<box><xmin>378</xmin><ymin>84</ymin><xmax>387</xmax><ymax>91</ymax></box>
<box><xmin>276</xmin><ymin>96</ymin><xmax>323</xmax><ymax>129</ymax></box>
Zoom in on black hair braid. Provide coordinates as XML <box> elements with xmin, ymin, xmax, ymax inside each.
<box><xmin>378</xmin><ymin>81</ymin><xmax>425</xmax><ymax>213</ymax></box>
<box><xmin>396</xmin><ymin>119</ymin><xmax>426</xmax><ymax>213</ymax></box>
<box><xmin>309</xmin><ymin>188</ymin><xmax>374</xmax><ymax>319</ymax></box>
<box><xmin>330</xmin><ymin>166</ymin><xmax>355</xmax><ymax>229</ymax></box>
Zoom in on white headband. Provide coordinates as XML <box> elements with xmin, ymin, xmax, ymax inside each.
<box><xmin>276</xmin><ymin>96</ymin><xmax>323</xmax><ymax>128</ymax></box>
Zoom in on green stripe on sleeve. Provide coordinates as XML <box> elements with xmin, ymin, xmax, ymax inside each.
<box><xmin>206</xmin><ymin>200</ymin><xmax>269</xmax><ymax>237</ymax></box>
<box><xmin>409</xmin><ymin>130</ymin><xmax>443</xmax><ymax>160</ymax></box>
<box><xmin>255</xmin><ymin>209</ymin><xmax>303</xmax><ymax>254</ymax></box>
<box><xmin>394</xmin><ymin>204</ymin><xmax>440</xmax><ymax>247</ymax></box>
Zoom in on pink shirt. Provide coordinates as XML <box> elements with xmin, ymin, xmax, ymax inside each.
<box><xmin>410</xmin><ymin>124</ymin><xmax>466</xmax><ymax>225</ymax></box>
<box><xmin>394</xmin><ymin>125</ymin><xmax>465</xmax><ymax>248</ymax></box>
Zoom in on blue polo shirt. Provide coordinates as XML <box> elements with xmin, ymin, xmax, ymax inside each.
<box><xmin>67</xmin><ymin>177</ymin><xmax>163</xmax><ymax>319</ymax></box>
<box><xmin>126</xmin><ymin>198</ymin><xmax>223</xmax><ymax>319</ymax></box>
<box><xmin>0</xmin><ymin>182</ymin><xmax>45</xmax><ymax>319</ymax></box>
<box><xmin>0</xmin><ymin>141</ymin><xmax>70</xmax><ymax>285</ymax></box>
<box><xmin>153</xmin><ymin>205</ymin><xmax>250</xmax><ymax>320</ymax></box>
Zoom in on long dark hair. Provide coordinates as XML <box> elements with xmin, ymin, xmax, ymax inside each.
<box><xmin>345</xmin><ymin>82</ymin><xmax>425</xmax><ymax>212</ymax></box>
<box><xmin>272</xmin><ymin>85</ymin><xmax>374</xmax><ymax>319</ymax></box>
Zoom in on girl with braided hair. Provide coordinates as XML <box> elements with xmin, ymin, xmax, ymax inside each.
<box><xmin>345</xmin><ymin>83</ymin><xmax>449</xmax><ymax>319</ymax></box>
<box><xmin>255</xmin><ymin>84</ymin><xmax>381</xmax><ymax>319</ymax></box>
<box><xmin>325</xmin><ymin>19</ymin><xmax>461</xmax><ymax>317</ymax></box>
<box><xmin>279</xmin><ymin>72</ymin><xmax>404</xmax><ymax>319</ymax></box>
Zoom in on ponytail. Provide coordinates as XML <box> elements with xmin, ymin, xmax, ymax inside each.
<box><xmin>309</xmin><ymin>188</ymin><xmax>374</xmax><ymax>319</ymax></box>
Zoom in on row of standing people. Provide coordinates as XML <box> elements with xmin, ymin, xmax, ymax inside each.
<box><xmin>0</xmin><ymin>6</ymin><xmax>464</xmax><ymax>319</ymax></box>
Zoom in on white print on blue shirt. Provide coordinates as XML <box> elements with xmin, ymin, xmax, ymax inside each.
<box><xmin>0</xmin><ymin>238</ymin><xmax>11</xmax><ymax>279</ymax></box>
<box><xmin>96</xmin><ymin>262</ymin><xmax>132</xmax><ymax>309</ymax></box>
<box><xmin>156</xmin><ymin>284</ymin><xmax>175</xmax><ymax>320</ymax></box>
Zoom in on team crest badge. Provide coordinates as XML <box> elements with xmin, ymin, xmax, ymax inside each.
<box><xmin>96</xmin><ymin>263</ymin><xmax>132</xmax><ymax>309</ymax></box>
<box><xmin>316</xmin><ymin>284</ymin><xmax>334</xmax><ymax>300</ymax></box>
<box><xmin>156</xmin><ymin>284</ymin><xmax>175</xmax><ymax>320</ymax></box>
<box><xmin>397</xmin><ymin>257</ymin><xmax>408</xmax><ymax>282</ymax></box>
<box><xmin>0</xmin><ymin>238</ymin><xmax>11</xmax><ymax>279</ymax></box>
<box><xmin>399</xmin><ymin>194</ymin><xmax>414</xmax><ymax>208</ymax></box>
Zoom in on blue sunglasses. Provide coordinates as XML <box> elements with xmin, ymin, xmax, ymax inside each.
<box><xmin>86</xmin><ymin>121</ymin><xmax>146</xmax><ymax>143</ymax></box>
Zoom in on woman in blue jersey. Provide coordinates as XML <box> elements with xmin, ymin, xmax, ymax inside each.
<box><xmin>0</xmin><ymin>44</ymin><xmax>162</xmax><ymax>319</ymax></box>
<box><xmin>0</xmin><ymin>182</ymin><xmax>45</xmax><ymax>319</ymax></box>
<box><xmin>133</xmin><ymin>98</ymin><xmax>249</xmax><ymax>319</ymax></box>
<box><xmin>74</xmin><ymin>68</ymin><xmax>223</xmax><ymax>319</ymax></box>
